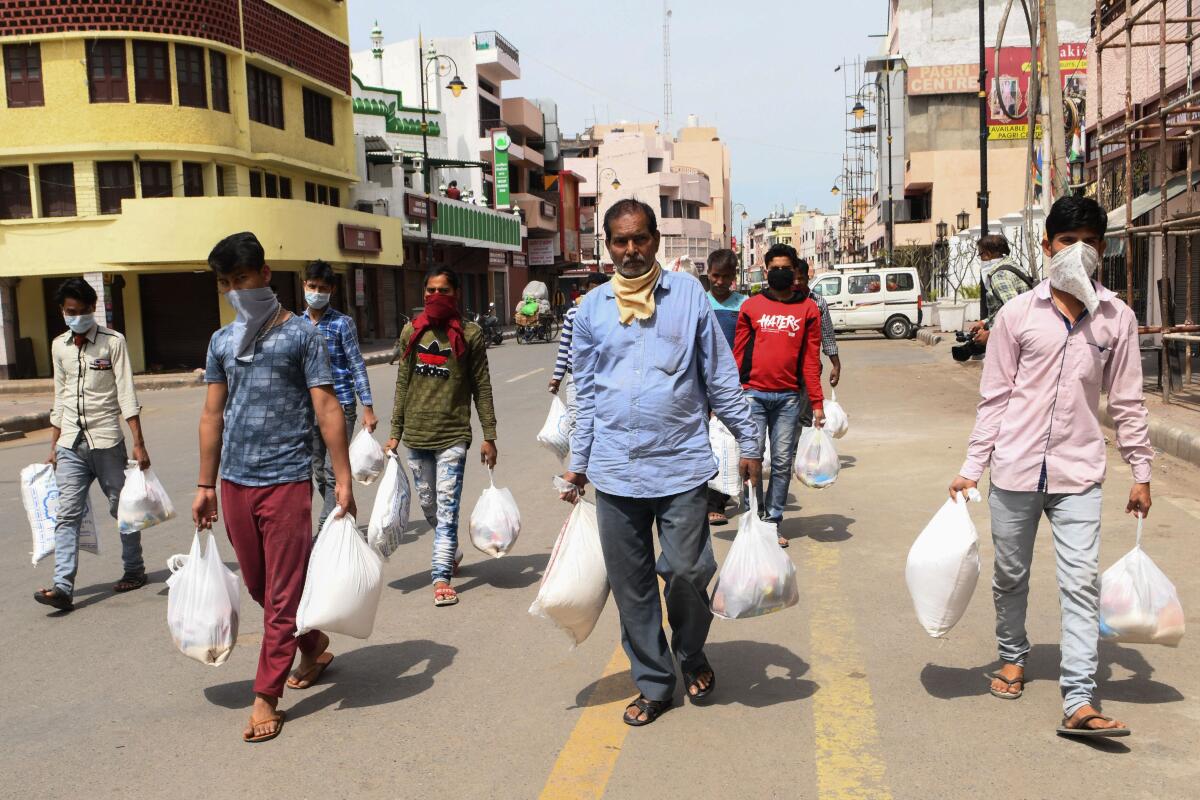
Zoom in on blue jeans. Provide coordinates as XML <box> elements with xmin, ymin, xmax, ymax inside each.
<box><xmin>745</xmin><ymin>390</ymin><xmax>806</xmax><ymax>522</ymax></box>
<box><xmin>407</xmin><ymin>444</ymin><xmax>468</xmax><ymax>584</ymax></box>
<box><xmin>53</xmin><ymin>440</ymin><xmax>144</xmax><ymax>595</ymax></box>
<box><xmin>312</xmin><ymin>404</ymin><xmax>357</xmax><ymax>530</ymax></box>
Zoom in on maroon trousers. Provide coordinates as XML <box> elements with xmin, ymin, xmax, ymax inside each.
<box><xmin>222</xmin><ymin>480</ymin><xmax>322</xmax><ymax>698</ymax></box>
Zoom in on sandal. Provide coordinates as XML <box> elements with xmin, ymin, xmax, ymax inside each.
<box><xmin>434</xmin><ymin>584</ymin><xmax>459</xmax><ymax>607</ymax></box>
<box><xmin>777</xmin><ymin>536</ymin><xmax>790</xmax><ymax>548</ymax></box>
<box><xmin>1056</xmin><ymin>713</ymin><xmax>1131</xmax><ymax>738</ymax></box>
<box><xmin>33</xmin><ymin>587</ymin><xmax>74</xmax><ymax>612</ymax></box>
<box><xmin>623</xmin><ymin>695</ymin><xmax>673</xmax><ymax>727</ymax></box>
<box><xmin>708</xmin><ymin>512</ymin><xmax>728</xmax><ymax>526</ymax></box>
<box><xmin>243</xmin><ymin>710</ymin><xmax>286</xmax><ymax>743</ymax></box>
<box><xmin>987</xmin><ymin>671</ymin><xmax>1024</xmax><ymax>700</ymax></box>
<box><xmin>113</xmin><ymin>571</ymin><xmax>147</xmax><ymax>593</ymax></box>
<box><xmin>287</xmin><ymin>652</ymin><xmax>334</xmax><ymax>690</ymax></box>
<box><xmin>683</xmin><ymin>665</ymin><xmax>717</xmax><ymax>704</ymax></box>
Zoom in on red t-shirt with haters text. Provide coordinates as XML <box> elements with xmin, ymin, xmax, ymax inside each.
<box><xmin>732</xmin><ymin>292</ymin><xmax>825</xmax><ymax>410</ymax></box>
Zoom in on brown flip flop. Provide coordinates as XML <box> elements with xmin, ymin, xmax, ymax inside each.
<box><xmin>987</xmin><ymin>671</ymin><xmax>1024</xmax><ymax>699</ymax></box>
<box><xmin>286</xmin><ymin>652</ymin><xmax>334</xmax><ymax>690</ymax></box>
<box><xmin>244</xmin><ymin>710</ymin><xmax>286</xmax><ymax>743</ymax></box>
<box><xmin>1056</xmin><ymin>713</ymin><xmax>1131</xmax><ymax>738</ymax></box>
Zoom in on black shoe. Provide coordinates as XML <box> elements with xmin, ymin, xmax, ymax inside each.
<box><xmin>34</xmin><ymin>587</ymin><xmax>74</xmax><ymax>612</ymax></box>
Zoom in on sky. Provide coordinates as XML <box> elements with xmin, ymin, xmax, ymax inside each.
<box><xmin>347</xmin><ymin>1</ymin><xmax>885</xmax><ymax>225</ymax></box>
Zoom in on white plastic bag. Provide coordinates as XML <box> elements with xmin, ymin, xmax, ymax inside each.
<box><xmin>21</xmin><ymin>462</ymin><xmax>99</xmax><ymax>565</ymax></box>
<box><xmin>711</xmin><ymin>492</ymin><xmax>799</xmax><ymax>619</ymax></box>
<box><xmin>1100</xmin><ymin>515</ymin><xmax>1185</xmax><ymax>647</ymax></box>
<box><xmin>823</xmin><ymin>389</ymin><xmax>849</xmax><ymax>439</ymax></box>
<box><xmin>529</xmin><ymin>500</ymin><xmax>610</xmax><ymax>646</ymax></box>
<box><xmin>537</xmin><ymin>396</ymin><xmax>571</xmax><ymax>461</ymax></box>
<box><xmin>794</xmin><ymin>427</ymin><xmax>839</xmax><ymax>489</ymax></box>
<box><xmin>367</xmin><ymin>454</ymin><xmax>410</xmax><ymax>559</ymax></box>
<box><xmin>470</xmin><ymin>468</ymin><xmax>521</xmax><ymax>557</ymax></box>
<box><xmin>905</xmin><ymin>489</ymin><xmax>981</xmax><ymax>637</ymax></box>
<box><xmin>166</xmin><ymin>531</ymin><xmax>241</xmax><ymax>666</ymax></box>
<box><xmin>117</xmin><ymin>462</ymin><xmax>176</xmax><ymax>534</ymax></box>
<box><xmin>296</xmin><ymin>510</ymin><xmax>383</xmax><ymax>639</ymax></box>
<box><xmin>708</xmin><ymin>418</ymin><xmax>742</xmax><ymax>497</ymax></box>
<box><xmin>349</xmin><ymin>428</ymin><xmax>386</xmax><ymax>485</ymax></box>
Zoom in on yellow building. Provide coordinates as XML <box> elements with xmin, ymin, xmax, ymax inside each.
<box><xmin>0</xmin><ymin>0</ymin><xmax>404</xmax><ymax>378</ymax></box>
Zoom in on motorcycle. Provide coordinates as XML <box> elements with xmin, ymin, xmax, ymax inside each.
<box><xmin>471</xmin><ymin>303</ymin><xmax>504</xmax><ymax>348</ymax></box>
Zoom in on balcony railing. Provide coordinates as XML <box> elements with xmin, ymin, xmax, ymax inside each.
<box><xmin>432</xmin><ymin>197</ymin><xmax>521</xmax><ymax>247</ymax></box>
<box><xmin>475</xmin><ymin>31</ymin><xmax>519</xmax><ymax>63</ymax></box>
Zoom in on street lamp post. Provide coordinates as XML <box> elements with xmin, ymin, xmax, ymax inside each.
<box><xmin>733</xmin><ymin>202</ymin><xmax>748</xmax><ymax>286</ymax></box>
<box><xmin>594</xmin><ymin>166</ymin><xmax>620</xmax><ymax>270</ymax></box>
<box><xmin>418</xmin><ymin>36</ymin><xmax>466</xmax><ymax>270</ymax></box>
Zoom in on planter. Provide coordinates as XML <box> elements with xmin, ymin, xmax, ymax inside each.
<box><xmin>938</xmin><ymin>302</ymin><xmax>968</xmax><ymax>333</ymax></box>
<box><xmin>924</xmin><ymin>302</ymin><xmax>940</xmax><ymax>328</ymax></box>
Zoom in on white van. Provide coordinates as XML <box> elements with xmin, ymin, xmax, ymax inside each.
<box><xmin>811</xmin><ymin>263</ymin><xmax>923</xmax><ymax>339</ymax></box>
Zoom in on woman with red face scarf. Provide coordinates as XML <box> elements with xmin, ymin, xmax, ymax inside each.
<box><xmin>386</xmin><ymin>268</ymin><xmax>499</xmax><ymax>606</ymax></box>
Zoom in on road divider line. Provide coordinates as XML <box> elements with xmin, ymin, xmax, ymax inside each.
<box><xmin>803</xmin><ymin>540</ymin><xmax>893</xmax><ymax>800</ymax></box>
<box><xmin>538</xmin><ymin>644</ymin><xmax>631</xmax><ymax>800</ymax></box>
<box><xmin>507</xmin><ymin>367</ymin><xmax>546</xmax><ymax>383</ymax></box>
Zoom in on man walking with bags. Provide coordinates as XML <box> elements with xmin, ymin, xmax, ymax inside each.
<box><xmin>704</xmin><ymin>248</ymin><xmax>747</xmax><ymax>526</ymax></box>
<box><xmin>949</xmin><ymin>197</ymin><xmax>1153</xmax><ymax>739</ymax></box>
<box><xmin>548</xmin><ymin>272</ymin><xmax>609</xmax><ymax>435</ymax></box>
<box><xmin>966</xmin><ymin>235</ymin><xmax>1034</xmax><ymax>351</ymax></box>
<box><xmin>562</xmin><ymin>199</ymin><xmax>761</xmax><ymax>726</ymax></box>
<box><xmin>35</xmin><ymin>277</ymin><xmax>153</xmax><ymax>612</ymax></box>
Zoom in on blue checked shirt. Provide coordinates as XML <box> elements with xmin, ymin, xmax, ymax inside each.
<box><xmin>811</xmin><ymin>292</ymin><xmax>839</xmax><ymax>357</ymax></box>
<box><xmin>306</xmin><ymin>307</ymin><xmax>373</xmax><ymax>408</ymax></box>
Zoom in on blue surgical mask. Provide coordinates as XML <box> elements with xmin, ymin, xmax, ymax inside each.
<box><xmin>63</xmin><ymin>314</ymin><xmax>95</xmax><ymax>335</ymax></box>
<box><xmin>305</xmin><ymin>291</ymin><xmax>331</xmax><ymax>309</ymax></box>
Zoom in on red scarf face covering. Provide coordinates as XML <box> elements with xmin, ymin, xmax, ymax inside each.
<box><xmin>405</xmin><ymin>292</ymin><xmax>467</xmax><ymax>359</ymax></box>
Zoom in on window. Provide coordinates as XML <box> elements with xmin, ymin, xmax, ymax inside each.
<box><xmin>884</xmin><ymin>273</ymin><xmax>914</xmax><ymax>292</ymax></box>
<box><xmin>305</xmin><ymin>182</ymin><xmax>316</xmax><ymax>202</ymax></box>
<box><xmin>87</xmin><ymin>40</ymin><xmax>128</xmax><ymax>103</ymax></box>
<box><xmin>305</xmin><ymin>181</ymin><xmax>338</xmax><ymax>206</ymax></box>
<box><xmin>317</xmin><ymin>185</ymin><xmax>328</xmax><ymax>204</ymax></box>
<box><xmin>329</xmin><ymin>187</ymin><xmax>340</xmax><ymax>207</ymax></box>
<box><xmin>302</xmin><ymin>88</ymin><xmax>334</xmax><ymax>144</ymax></box>
<box><xmin>139</xmin><ymin>161</ymin><xmax>172</xmax><ymax>198</ymax></box>
<box><xmin>39</xmin><ymin>163</ymin><xmax>76</xmax><ymax>217</ymax></box>
<box><xmin>182</xmin><ymin>162</ymin><xmax>204</xmax><ymax>197</ymax></box>
<box><xmin>848</xmin><ymin>274</ymin><xmax>881</xmax><ymax>295</ymax></box>
<box><xmin>0</xmin><ymin>166</ymin><xmax>32</xmax><ymax>219</ymax></box>
<box><xmin>216</xmin><ymin>165</ymin><xmax>227</xmax><ymax>196</ymax></box>
<box><xmin>279</xmin><ymin>177</ymin><xmax>292</xmax><ymax>199</ymax></box>
<box><xmin>4</xmin><ymin>44</ymin><xmax>44</xmax><ymax>107</ymax></box>
<box><xmin>175</xmin><ymin>44</ymin><xmax>206</xmax><ymax>108</ymax></box>
<box><xmin>133</xmin><ymin>41</ymin><xmax>171</xmax><ymax>104</ymax></box>
<box><xmin>813</xmin><ymin>278</ymin><xmax>841</xmax><ymax>297</ymax></box>
<box><xmin>246</xmin><ymin>65</ymin><xmax>283</xmax><ymax>128</ymax></box>
<box><xmin>265</xmin><ymin>173</ymin><xmax>278</xmax><ymax>198</ymax></box>
<box><xmin>97</xmin><ymin>161</ymin><xmax>135</xmax><ymax>214</ymax></box>
<box><xmin>209</xmin><ymin>50</ymin><xmax>229</xmax><ymax>112</ymax></box>
<box><xmin>249</xmin><ymin>171</ymin><xmax>262</xmax><ymax>198</ymax></box>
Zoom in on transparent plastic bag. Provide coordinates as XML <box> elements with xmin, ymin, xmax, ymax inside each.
<box><xmin>708</xmin><ymin>418</ymin><xmax>742</xmax><ymax>497</ymax></box>
<box><xmin>470</xmin><ymin>468</ymin><xmax>521</xmax><ymax>557</ymax></box>
<box><xmin>349</xmin><ymin>428</ymin><xmax>386</xmax><ymax>485</ymax></box>
<box><xmin>166</xmin><ymin>531</ymin><xmax>241</xmax><ymax>666</ymax></box>
<box><xmin>1100</xmin><ymin>515</ymin><xmax>1185</xmax><ymax>647</ymax></box>
<box><xmin>117</xmin><ymin>462</ymin><xmax>176</xmax><ymax>534</ymax></box>
<box><xmin>529</xmin><ymin>500</ymin><xmax>609</xmax><ymax>646</ymax></box>
<box><xmin>537</xmin><ymin>396</ymin><xmax>571</xmax><ymax>461</ymax></box>
<box><xmin>710</xmin><ymin>492</ymin><xmax>799</xmax><ymax>619</ymax></box>
<box><xmin>794</xmin><ymin>427</ymin><xmax>839</xmax><ymax>489</ymax></box>
<box><xmin>296</xmin><ymin>510</ymin><xmax>383</xmax><ymax>639</ymax></box>
<box><xmin>22</xmin><ymin>462</ymin><xmax>99</xmax><ymax>564</ymax></box>
<box><xmin>367</xmin><ymin>454</ymin><xmax>410</xmax><ymax>559</ymax></box>
<box><xmin>905</xmin><ymin>489</ymin><xmax>981</xmax><ymax>638</ymax></box>
<box><xmin>823</xmin><ymin>389</ymin><xmax>849</xmax><ymax>439</ymax></box>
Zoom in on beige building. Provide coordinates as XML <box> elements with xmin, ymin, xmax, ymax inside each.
<box><xmin>673</xmin><ymin>116</ymin><xmax>733</xmax><ymax>249</ymax></box>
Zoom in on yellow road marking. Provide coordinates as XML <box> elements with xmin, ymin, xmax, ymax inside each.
<box><xmin>539</xmin><ymin>644</ymin><xmax>632</xmax><ymax>800</ymax></box>
<box><xmin>804</xmin><ymin>540</ymin><xmax>893</xmax><ymax>800</ymax></box>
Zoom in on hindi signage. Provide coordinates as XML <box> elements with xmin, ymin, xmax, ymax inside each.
<box><xmin>492</xmin><ymin>129</ymin><xmax>511</xmax><ymax>208</ymax></box>
<box><xmin>527</xmin><ymin>238</ymin><xmax>554</xmax><ymax>266</ymax></box>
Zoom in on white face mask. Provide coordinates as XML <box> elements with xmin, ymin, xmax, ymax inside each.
<box><xmin>63</xmin><ymin>314</ymin><xmax>95</xmax><ymax>335</ymax></box>
<box><xmin>1048</xmin><ymin>240</ymin><xmax>1101</xmax><ymax>315</ymax></box>
<box><xmin>305</xmin><ymin>291</ymin><xmax>331</xmax><ymax>309</ymax></box>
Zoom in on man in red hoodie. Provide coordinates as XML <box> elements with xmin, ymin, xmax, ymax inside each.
<box><xmin>734</xmin><ymin>244</ymin><xmax>825</xmax><ymax>545</ymax></box>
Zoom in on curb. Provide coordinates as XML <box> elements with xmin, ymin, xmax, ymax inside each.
<box><xmin>916</xmin><ymin>328</ymin><xmax>943</xmax><ymax>346</ymax></box>
<box><xmin>0</xmin><ymin>411</ymin><xmax>51</xmax><ymax>436</ymax></box>
<box><xmin>1101</xmin><ymin>409</ymin><xmax>1200</xmax><ymax>470</ymax></box>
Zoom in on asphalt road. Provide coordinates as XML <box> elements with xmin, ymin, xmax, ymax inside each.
<box><xmin>2</xmin><ymin>334</ymin><xmax>1198</xmax><ymax>800</ymax></box>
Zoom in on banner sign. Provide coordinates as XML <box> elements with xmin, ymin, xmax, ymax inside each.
<box><xmin>492</xmin><ymin>129</ymin><xmax>511</xmax><ymax>208</ymax></box>
<box><xmin>986</xmin><ymin>43</ymin><xmax>1087</xmax><ymax>141</ymax></box>
<box><xmin>907</xmin><ymin>64</ymin><xmax>976</xmax><ymax>96</ymax></box>
<box><xmin>528</xmin><ymin>238</ymin><xmax>554</xmax><ymax>266</ymax></box>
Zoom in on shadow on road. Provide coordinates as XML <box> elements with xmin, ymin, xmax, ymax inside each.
<box><xmin>839</xmin><ymin>454</ymin><xmax>857</xmax><ymax>470</ymax></box>
<box><xmin>388</xmin><ymin>553</ymin><xmax>547</xmax><ymax>595</ymax></box>
<box><xmin>66</xmin><ymin>567</ymin><xmax>172</xmax><ymax>611</ymax></box>
<box><xmin>203</xmin><ymin>639</ymin><xmax>457</xmax><ymax>718</ymax></box>
<box><xmin>712</xmin><ymin>512</ymin><xmax>855</xmax><ymax>545</ymax></box>
<box><xmin>919</xmin><ymin>642</ymin><xmax>1184</xmax><ymax>705</ymax></box>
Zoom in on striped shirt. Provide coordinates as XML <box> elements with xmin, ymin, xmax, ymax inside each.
<box><xmin>552</xmin><ymin>305</ymin><xmax>579</xmax><ymax>381</ymax></box>
<box><xmin>811</xmin><ymin>292</ymin><xmax>839</xmax><ymax>357</ymax></box>
<box><xmin>305</xmin><ymin>306</ymin><xmax>373</xmax><ymax>408</ymax></box>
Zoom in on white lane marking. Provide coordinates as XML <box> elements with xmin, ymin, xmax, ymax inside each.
<box><xmin>507</xmin><ymin>367</ymin><xmax>545</xmax><ymax>383</ymax></box>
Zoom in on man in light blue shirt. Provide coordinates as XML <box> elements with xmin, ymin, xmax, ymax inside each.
<box><xmin>563</xmin><ymin>199</ymin><xmax>761</xmax><ymax>727</ymax></box>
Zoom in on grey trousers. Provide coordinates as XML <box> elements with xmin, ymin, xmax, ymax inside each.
<box><xmin>595</xmin><ymin>482</ymin><xmax>716</xmax><ymax>702</ymax></box>
<box><xmin>989</xmin><ymin>483</ymin><xmax>1103</xmax><ymax>716</ymax></box>
<box><xmin>312</xmin><ymin>404</ymin><xmax>357</xmax><ymax>530</ymax></box>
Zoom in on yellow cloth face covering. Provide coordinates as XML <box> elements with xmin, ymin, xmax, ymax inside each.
<box><xmin>610</xmin><ymin>262</ymin><xmax>661</xmax><ymax>324</ymax></box>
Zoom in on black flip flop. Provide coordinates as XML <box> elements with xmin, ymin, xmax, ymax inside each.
<box><xmin>684</xmin><ymin>666</ymin><xmax>717</xmax><ymax>704</ymax></box>
<box><xmin>623</xmin><ymin>695</ymin><xmax>673</xmax><ymax>727</ymax></box>
<box><xmin>33</xmin><ymin>587</ymin><xmax>73</xmax><ymax>612</ymax></box>
<box><xmin>987</xmin><ymin>671</ymin><xmax>1024</xmax><ymax>700</ymax></box>
<box><xmin>1056</xmin><ymin>714</ymin><xmax>1131</xmax><ymax>738</ymax></box>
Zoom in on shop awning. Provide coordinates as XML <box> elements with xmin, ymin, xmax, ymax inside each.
<box><xmin>1106</xmin><ymin>172</ymin><xmax>1196</xmax><ymax>234</ymax></box>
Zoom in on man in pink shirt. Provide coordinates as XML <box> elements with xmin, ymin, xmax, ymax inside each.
<box><xmin>949</xmin><ymin>197</ymin><xmax>1153</xmax><ymax>739</ymax></box>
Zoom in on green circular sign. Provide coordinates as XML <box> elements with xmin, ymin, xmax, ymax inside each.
<box><xmin>493</xmin><ymin>132</ymin><xmax>511</xmax><ymax>152</ymax></box>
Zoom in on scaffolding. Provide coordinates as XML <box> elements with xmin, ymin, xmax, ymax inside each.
<box><xmin>837</xmin><ymin>57</ymin><xmax>877</xmax><ymax>263</ymax></box>
<box><xmin>1094</xmin><ymin>0</ymin><xmax>1200</xmax><ymax>406</ymax></box>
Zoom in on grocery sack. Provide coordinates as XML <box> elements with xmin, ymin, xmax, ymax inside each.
<box><xmin>367</xmin><ymin>454</ymin><xmax>410</xmax><ymax>559</ymax></box>
<box><xmin>166</xmin><ymin>531</ymin><xmax>240</xmax><ymax>666</ymax></box>
<box><xmin>470</xmin><ymin>468</ymin><xmax>521</xmax><ymax>557</ymax></box>
<box><xmin>711</xmin><ymin>492</ymin><xmax>799</xmax><ymax>619</ymax></box>
<box><xmin>537</xmin><ymin>396</ymin><xmax>571</xmax><ymax>461</ymax></box>
<box><xmin>349</xmin><ymin>428</ymin><xmax>386</xmax><ymax>485</ymax></box>
<box><xmin>1100</xmin><ymin>515</ymin><xmax>1185</xmax><ymax>647</ymax></box>
<box><xmin>823</xmin><ymin>389</ymin><xmax>849</xmax><ymax>439</ymax></box>
<box><xmin>529</xmin><ymin>500</ymin><xmax>609</xmax><ymax>646</ymax></box>
<box><xmin>21</xmin><ymin>462</ymin><xmax>99</xmax><ymax>565</ymax></box>
<box><xmin>708</xmin><ymin>417</ymin><xmax>742</xmax><ymax>497</ymax></box>
<box><xmin>117</xmin><ymin>462</ymin><xmax>176</xmax><ymax>534</ymax></box>
<box><xmin>794</xmin><ymin>427</ymin><xmax>839</xmax><ymax>489</ymax></box>
<box><xmin>296</xmin><ymin>510</ymin><xmax>383</xmax><ymax>639</ymax></box>
<box><xmin>905</xmin><ymin>489</ymin><xmax>981</xmax><ymax>637</ymax></box>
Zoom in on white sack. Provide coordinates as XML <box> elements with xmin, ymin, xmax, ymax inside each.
<box><xmin>710</xmin><ymin>492</ymin><xmax>799</xmax><ymax>619</ymax></box>
<box><xmin>794</xmin><ymin>427</ymin><xmax>839</xmax><ymax>489</ymax></box>
<box><xmin>22</xmin><ymin>462</ymin><xmax>99</xmax><ymax>564</ymax></box>
<box><xmin>166</xmin><ymin>531</ymin><xmax>240</xmax><ymax>666</ymax></box>
<box><xmin>529</xmin><ymin>500</ymin><xmax>609</xmax><ymax>646</ymax></box>
<box><xmin>823</xmin><ymin>389</ymin><xmax>849</xmax><ymax>439</ymax></box>
<box><xmin>470</xmin><ymin>469</ymin><xmax>521</xmax><ymax>557</ymax></box>
<box><xmin>367</xmin><ymin>454</ymin><xmax>410</xmax><ymax>559</ymax></box>
<box><xmin>349</xmin><ymin>428</ymin><xmax>386</xmax><ymax>485</ymax></box>
<box><xmin>117</xmin><ymin>463</ymin><xmax>175</xmax><ymax>535</ymax></box>
<box><xmin>708</xmin><ymin>418</ymin><xmax>742</xmax><ymax>497</ymax></box>
<box><xmin>537</xmin><ymin>395</ymin><xmax>571</xmax><ymax>461</ymax></box>
<box><xmin>1100</xmin><ymin>515</ymin><xmax>1185</xmax><ymax>647</ymax></box>
<box><xmin>296</xmin><ymin>511</ymin><xmax>383</xmax><ymax>639</ymax></box>
<box><xmin>905</xmin><ymin>490</ymin><xmax>981</xmax><ymax>637</ymax></box>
